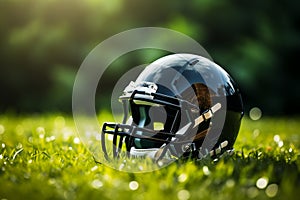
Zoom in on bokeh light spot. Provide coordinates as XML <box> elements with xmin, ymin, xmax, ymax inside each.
<box><xmin>0</xmin><ymin>124</ymin><xmax>5</xmax><ymax>134</ymax></box>
<box><xmin>91</xmin><ymin>179</ymin><xmax>103</xmax><ymax>189</ymax></box>
<box><xmin>247</xmin><ymin>187</ymin><xmax>259</xmax><ymax>198</ymax></box>
<box><xmin>73</xmin><ymin>137</ymin><xmax>80</xmax><ymax>144</ymax></box>
<box><xmin>256</xmin><ymin>177</ymin><xmax>268</xmax><ymax>189</ymax></box>
<box><xmin>202</xmin><ymin>166</ymin><xmax>210</xmax><ymax>175</ymax></box>
<box><xmin>273</xmin><ymin>135</ymin><xmax>280</xmax><ymax>142</ymax></box>
<box><xmin>129</xmin><ymin>181</ymin><xmax>139</xmax><ymax>190</ymax></box>
<box><xmin>249</xmin><ymin>107</ymin><xmax>262</xmax><ymax>120</ymax></box>
<box><xmin>177</xmin><ymin>189</ymin><xmax>190</xmax><ymax>200</ymax></box>
<box><xmin>54</xmin><ymin>116</ymin><xmax>65</xmax><ymax>128</ymax></box>
<box><xmin>265</xmin><ymin>184</ymin><xmax>278</xmax><ymax>198</ymax></box>
<box><xmin>178</xmin><ymin>173</ymin><xmax>188</xmax><ymax>183</ymax></box>
<box><xmin>253</xmin><ymin>129</ymin><xmax>260</xmax><ymax>138</ymax></box>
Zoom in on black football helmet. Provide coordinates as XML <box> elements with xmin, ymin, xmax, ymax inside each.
<box><xmin>101</xmin><ymin>53</ymin><xmax>243</xmax><ymax>161</ymax></box>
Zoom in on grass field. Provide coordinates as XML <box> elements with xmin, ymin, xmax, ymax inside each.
<box><xmin>0</xmin><ymin>114</ymin><xmax>299</xmax><ymax>200</ymax></box>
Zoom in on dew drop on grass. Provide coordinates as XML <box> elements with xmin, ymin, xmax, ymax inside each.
<box><xmin>202</xmin><ymin>166</ymin><xmax>210</xmax><ymax>176</ymax></box>
<box><xmin>0</xmin><ymin>154</ymin><xmax>3</xmax><ymax>159</ymax></box>
<box><xmin>91</xmin><ymin>166</ymin><xmax>98</xmax><ymax>172</ymax></box>
<box><xmin>178</xmin><ymin>173</ymin><xmax>188</xmax><ymax>183</ymax></box>
<box><xmin>256</xmin><ymin>177</ymin><xmax>268</xmax><ymax>189</ymax></box>
<box><xmin>16</xmin><ymin>143</ymin><xmax>23</xmax><ymax>149</ymax></box>
<box><xmin>129</xmin><ymin>181</ymin><xmax>139</xmax><ymax>190</ymax></box>
<box><xmin>46</xmin><ymin>136</ymin><xmax>56</xmax><ymax>142</ymax></box>
<box><xmin>119</xmin><ymin>163</ymin><xmax>125</xmax><ymax>171</ymax></box>
<box><xmin>278</xmin><ymin>141</ymin><xmax>284</xmax><ymax>148</ymax></box>
<box><xmin>273</xmin><ymin>135</ymin><xmax>280</xmax><ymax>143</ymax></box>
<box><xmin>138</xmin><ymin>165</ymin><xmax>143</xmax><ymax>171</ymax></box>
<box><xmin>36</xmin><ymin>126</ymin><xmax>45</xmax><ymax>135</ymax></box>
<box><xmin>38</xmin><ymin>135</ymin><xmax>44</xmax><ymax>140</ymax></box>
<box><xmin>73</xmin><ymin>137</ymin><xmax>80</xmax><ymax>144</ymax></box>
<box><xmin>1</xmin><ymin>143</ymin><xmax>5</xmax><ymax>148</ymax></box>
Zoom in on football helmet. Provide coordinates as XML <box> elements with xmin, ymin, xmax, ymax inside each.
<box><xmin>101</xmin><ymin>53</ymin><xmax>243</xmax><ymax>161</ymax></box>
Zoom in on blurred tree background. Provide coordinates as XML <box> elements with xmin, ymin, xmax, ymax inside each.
<box><xmin>0</xmin><ymin>0</ymin><xmax>299</xmax><ymax>115</ymax></box>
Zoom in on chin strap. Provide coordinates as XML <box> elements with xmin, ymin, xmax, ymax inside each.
<box><xmin>197</xmin><ymin>140</ymin><xmax>234</xmax><ymax>160</ymax></box>
<box><xmin>194</xmin><ymin>103</ymin><xmax>221</xmax><ymax>128</ymax></box>
<box><xmin>153</xmin><ymin>103</ymin><xmax>222</xmax><ymax>161</ymax></box>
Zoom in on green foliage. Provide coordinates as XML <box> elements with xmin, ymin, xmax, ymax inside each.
<box><xmin>0</xmin><ymin>0</ymin><xmax>299</xmax><ymax>114</ymax></box>
<box><xmin>0</xmin><ymin>114</ymin><xmax>299</xmax><ymax>200</ymax></box>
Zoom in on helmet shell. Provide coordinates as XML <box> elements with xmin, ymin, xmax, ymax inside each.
<box><xmin>133</xmin><ymin>53</ymin><xmax>243</xmax><ymax>150</ymax></box>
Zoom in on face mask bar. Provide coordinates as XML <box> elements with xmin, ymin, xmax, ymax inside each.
<box><xmin>121</xmin><ymin>90</ymin><xmax>199</xmax><ymax>110</ymax></box>
<box><xmin>101</xmin><ymin>89</ymin><xmax>196</xmax><ymax>160</ymax></box>
<box><xmin>101</xmin><ymin>87</ymin><xmax>222</xmax><ymax>161</ymax></box>
<box><xmin>101</xmin><ymin>122</ymin><xmax>178</xmax><ymax>160</ymax></box>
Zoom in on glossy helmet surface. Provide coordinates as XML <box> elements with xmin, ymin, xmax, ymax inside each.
<box><xmin>102</xmin><ymin>53</ymin><xmax>243</xmax><ymax>161</ymax></box>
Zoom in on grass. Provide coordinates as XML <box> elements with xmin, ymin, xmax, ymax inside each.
<box><xmin>0</xmin><ymin>113</ymin><xmax>299</xmax><ymax>200</ymax></box>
